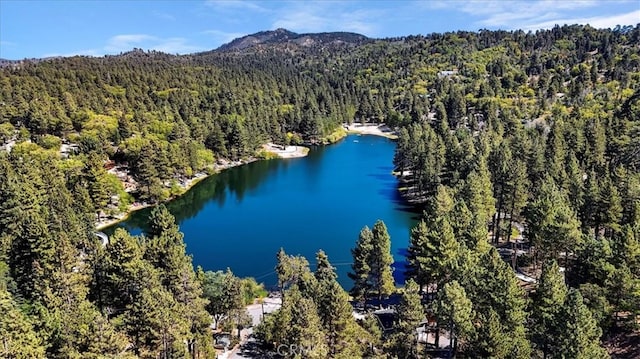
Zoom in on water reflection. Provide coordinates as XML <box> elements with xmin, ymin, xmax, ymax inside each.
<box><xmin>106</xmin><ymin>159</ymin><xmax>284</xmax><ymax>234</ymax></box>
<box><xmin>105</xmin><ymin>135</ymin><xmax>420</xmax><ymax>288</ymax></box>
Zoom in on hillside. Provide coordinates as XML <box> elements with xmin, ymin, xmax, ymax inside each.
<box><xmin>0</xmin><ymin>25</ymin><xmax>639</xmax><ymax>358</ymax></box>
<box><xmin>215</xmin><ymin>28</ymin><xmax>369</xmax><ymax>52</ymax></box>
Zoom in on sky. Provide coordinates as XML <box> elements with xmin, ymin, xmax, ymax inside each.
<box><xmin>1</xmin><ymin>0</ymin><xmax>638</xmax><ymax>60</ymax></box>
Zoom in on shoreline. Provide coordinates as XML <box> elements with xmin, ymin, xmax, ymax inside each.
<box><xmin>346</xmin><ymin>122</ymin><xmax>398</xmax><ymax>139</ymax></box>
<box><xmin>95</xmin><ymin>157</ymin><xmax>260</xmax><ymax>230</ymax></box>
<box><xmin>262</xmin><ymin>143</ymin><xmax>310</xmax><ymax>158</ymax></box>
<box><xmin>95</xmin><ymin>144</ymin><xmax>311</xmax><ymax>230</ymax></box>
<box><xmin>96</xmin><ymin>126</ymin><xmax>393</xmax><ymax>230</ymax></box>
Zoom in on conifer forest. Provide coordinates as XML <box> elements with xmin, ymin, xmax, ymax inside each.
<box><xmin>0</xmin><ymin>25</ymin><xmax>639</xmax><ymax>358</ymax></box>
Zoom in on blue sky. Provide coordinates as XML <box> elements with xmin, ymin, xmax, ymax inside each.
<box><xmin>1</xmin><ymin>0</ymin><xmax>638</xmax><ymax>59</ymax></box>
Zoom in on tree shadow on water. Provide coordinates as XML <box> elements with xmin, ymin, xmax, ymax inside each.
<box><xmin>392</xmin><ymin>253</ymin><xmax>409</xmax><ymax>285</ymax></box>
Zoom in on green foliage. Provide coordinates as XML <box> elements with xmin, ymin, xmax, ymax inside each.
<box><xmin>323</xmin><ymin>126</ymin><xmax>348</xmax><ymax>144</ymax></box>
<box><xmin>530</xmin><ymin>259</ymin><xmax>567</xmax><ymax>357</ymax></box>
<box><xmin>0</xmin><ymin>287</ymin><xmax>46</xmax><ymax>358</ymax></box>
<box><xmin>371</xmin><ymin>220</ymin><xmax>395</xmax><ymax>300</ymax></box>
<box><xmin>265</xmin><ymin>285</ymin><xmax>328</xmax><ymax>358</ymax></box>
<box><xmin>1</xmin><ymin>24</ymin><xmax>639</xmax><ymax>356</ymax></box>
<box><xmin>200</xmin><ymin>269</ymin><xmax>244</xmax><ymax>329</ymax></box>
<box><xmin>557</xmin><ymin>289</ymin><xmax>609</xmax><ymax>359</ymax></box>
<box><xmin>256</xmin><ymin>148</ymin><xmax>280</xmax><ymax>160</ymax></box>
<box><xmin>314</xmin><ymin>250</ymin><xmax>366</xmax><ymax>358</ymax></box>
<box><xmin>349</xmin><ymin>220</ymin><xmax>395</xmax><ymax>302</ymax></box>
<box><xmin>435</xmin><ymin>280</ymin><xmax>474</xmax><ymax>351</ymax></box>
<box><xmin>526</xmin><ymin>177</ymin><xmax>582</xmax><ymax>261</ymax></box>
<box><xmin>348</xmin><ymin>226</ymin><xmax>373</xmax><ymax>303</ymax></box>
<box><xmin>406</xmin><ymin>216</ymin><xmax>459</xmax><ymax>292</ymax></box>
<box><xmin>390</xmin><ymin>279</ymin><xmax>424</xmax><ymax>358</ymax></box>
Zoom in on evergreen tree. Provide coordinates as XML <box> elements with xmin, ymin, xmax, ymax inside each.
<box><xmin>349</xmin><ymin>226</ymin><xmax>373</xmax><ymax>303</ymax></box>
<box><xmin>273</xmin><ymin>285</ymin><xmax>328</xmax><ymax>359</ymax></box>
<box><xmin>390</xmin><ymin>279</ymin><xmax>424</xmax><ymax>358</ymax></box>
<box><xmin>314</xmin><ymin>251</ymin><xmax>365</xmax><ymax>358</ymax></box>
<box><xmin>314</xmin><ymin>249</ymin><xmax>337</xmax><ymax>283</ymax></box>
<box><xmin>530</xmin><ymin>259</ymin><xmax>567</xmax><ymax>358</ymax></box>
<box><xmin>370</xmin><ymin>220</ymin><xmax>395</xmax><ymax>301</ymax></box>
<box><xmin>466</xmin><ymin>249</ymin><xmax>531</xmax><ymax>358</ymax></box>
<box><xmin>0</xmin><ymin>287</ymin><xmax>46</xmax><ymax>359</ymax></box>
<box><xmin>435</xmin><ymin>280</ymin><xmax>474</xmax><ymax>356</ymax></box>
<box><xmin>557</xmin><ymin>289</ymin><xmax>609</xmax><ymax>359</ymax></box>
<box><xmin>124</xmin><ymin>284</ymin><xmax>189</xmax><ymax>358</ymax></box>
<box><xmin>275</xmin><ymin>248</ymin><xmax>316</xmax><ymax>298</ymax></box>
<box><xmin>406</xmin><ymin>220</ymin><xmax>432</xmax><ymax>291</ymax></box>
<box><xmin>406</xmin><ymin>216</ymin><xmax>459</xmax><ymax>292</ymax></box>
<box><xmin>526</xmin><ymin>177</ymin><xmax>582</xmax><ymax>263</ymax></box>
<box><xmin>144</xmin><ymin>204</ymin><xmax>213</xmax><ymax>356</ymax></box>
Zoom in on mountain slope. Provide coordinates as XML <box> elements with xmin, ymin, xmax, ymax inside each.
<box><xmin>216</xmin><ymin>28</ymin><xmax>369</xmax><ymax>52</ymax></box>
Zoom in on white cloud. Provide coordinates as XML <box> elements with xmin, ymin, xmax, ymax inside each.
<box><xmin>45</xmin><ymin>34</ymin><xmax>205</xmax><ymax>58</ymax></box>
<box><xmin>41</xmin><ymin>49</ymin><xmax>102</xmax><ymax>58</ymax></box>
<box><xmin>105</xmin><ymin>34</ymin><xmax>204</xmax><ymax>54</ymax></box>
<box><xmin>523</xmin><ymin>9</ymin><xmax>640</xmax><ymax>31</ymax></box>
<box><xmin>153</xmin><ymin>12</ymin><xmax>176</xmax><ymax>21</ymax></box>
<box><xmin>420</xmin><ymin>0</ymin><xmax>637</xmax><ymax>30</ymax></box>
<box><xmin>105</xmin><ymin>34</ymin><xmax>156</xmax><ymax>53</ymax></box>
<box><xmin>271</xmin><ymin>2</ymin><xmax>380</xmax><ymax>35</ymax></box>
<box><xmin>202</xmin><ymin>29</ymin><xmax>247</xmax><ymax>45</ymax></box>
<box><xmin>148</xmin><ymin>37</ymin><xmax>204</xmax><ymax>54</ymax></box>
<box><xmin>204</xmin><ymin>0</ymin><xmax>268</xmax><ymax>13</ymax></box>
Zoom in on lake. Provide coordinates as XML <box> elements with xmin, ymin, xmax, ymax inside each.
<box><xmin>106</xmin><ymin>134</ymin><xmax>419</xmax><ymax>289</ymax></box>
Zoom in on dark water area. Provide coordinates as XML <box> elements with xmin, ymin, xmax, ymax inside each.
<box><xmin>105</xmin><ymin>135</ymin><xmax>420</xmax><ymax>289</ymax></box>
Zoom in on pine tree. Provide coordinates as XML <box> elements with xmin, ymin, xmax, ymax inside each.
<box><xmin>144</xmin><ymin>205</ymin><xmax>213</xmax><ymax>357</ymax></box>
<box><xmin>314</xmin><ymin>250</ymin><xmax>337</xmax><ymax>283</ymax></box>
<box><xmin>557</xmin><ymin>289</ymin><xmax>609</xmax><ymax>359</ymax></box>
<box><xmin>393</xmin><ymin>127</ymin><xmax>410</xmax><ymax>176</ymax></box>
<box><xmin>276</xmin><ymin>285</ymin><xmax>328</xmax><ymax>359</ymax></box>
<box><xmin>466</xmin><ymin>249</ymin><xmax>531</xmax><ymax>358</ymax></box>
<box><xmin>435</xmin><ymin>280</ymin><xmax>474</xmax><ymax>356</ymax></box>
<box><xmin>530</xmin><ymin>259</ymin><xmax>567</xmax><ymax>358</ymax></box>
<box><xmin>146</xmin><ymin>204</ymin><xmax>182</xmax><ymax>240</ymax></box>
<box><xmin>135</xmin><ymin>144</ymin><xmax>161</xmax><ymax>202</ymax></box>
<box><xmin>314</xmin><ymin>251</ymin><xmax>365</xmax><ymax>358</ymax></box>
<box><xmin>124</xmin><ymin>284</ymin><xmax>189</xmax><ymax>358</ymax></box>
<box><xmin>5</xmin><ymin>176</ymin><xmax>56</xmax><ymax>302</ymax></box>
<box><xmin>83</xmin><ymin>310</ymin><xmax>133</xmax><ymax>358</ymax></box>
<box><xmin>526</xmin><ymin>177</ymin><xmax>582</xmax><ymax>263</ymax></box>
<box><xmin>371</xmin><ymin>220</ymin><xmax>395</xmax><ymax>301</ymax></box>
<box><xmin>84</xmin><ymin>153</ymin><xmax>110</xmax><ymax>216</ymax></box>
<box><xmin>275</xmin><ymin>248</ymin><xmax>316</xmax><ymax>298</ymax></box>
<box><xmin>406</xmin><ymin>220</ymin><xmax>433</xmax><ymax>291</ymax></box>
<box><xmin>0</xmin><ymin>287</ymin><xmax>46</xmax><ymax>359</ymax></box>
<box><xmin>102</xmin><ymin>228</ymin><xmax>147</xmax><ymax>308</ymax></box>
<box><xmin>473</xmin><ymin>309</ymin><xmax>513</xmax><ymax>359</ymax></box>
<box><xmin>390</xmin><ymin>279</ymin><xmax>424</xmax><ymax>358</ymax></box>
<box><xmin>406</xmin><ymin>216</ymin><xmax>459</xmax><ymax>292</ymax></box>
<box><xmin>349</xmin><ymin>226</ymin><xmax>373</xmax><ymax>303</ymax></box>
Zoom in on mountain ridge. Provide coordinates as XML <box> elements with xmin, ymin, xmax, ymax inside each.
<box><xmin>215</xmin><ymin>28</ymin><xmax>370</xmax><ymax>52</ymax></box>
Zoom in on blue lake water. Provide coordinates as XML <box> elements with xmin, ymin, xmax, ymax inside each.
<box><xmin>106</xmin><ymin>135</ymin><xmax>419</xmax><ymax>289</ymax></box>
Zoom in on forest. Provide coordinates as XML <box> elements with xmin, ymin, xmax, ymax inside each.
<box><xmin>0</xmin><ymin>24</ymin><xmax>639</xmax><ymax>358</ymax></box>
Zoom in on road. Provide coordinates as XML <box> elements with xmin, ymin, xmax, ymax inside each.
<box><xmin>222</xmin><ymin>297</ymin><xmax>282</xmax><ymax>359</ymax></box>
<box><xmin>94</xmin><ymin>231</ymin><xmax>108</xmax><ymax>246</ymax></box>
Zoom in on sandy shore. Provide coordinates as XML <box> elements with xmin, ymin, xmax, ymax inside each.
<box><xmin>346</xmin><ymin>123</ymin><xmax>397</xmax><ymax>139</ymax></box>
<box><xmin>262</xmin><ymin>143</ymin><xmax>309</xmax><ymax>158</ymax></box>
